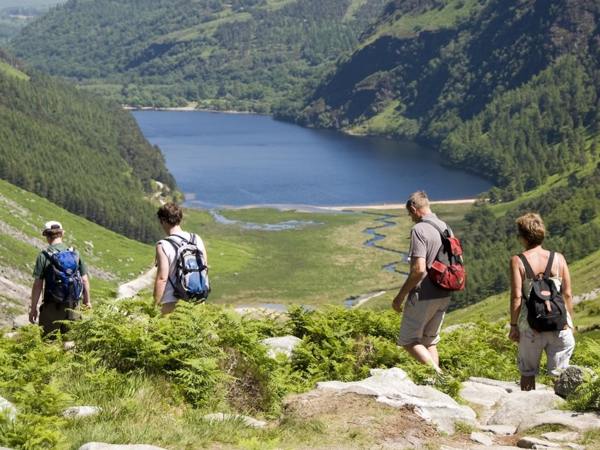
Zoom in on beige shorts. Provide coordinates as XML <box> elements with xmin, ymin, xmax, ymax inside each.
<box><xmin>518</xmin><ymin>327</ymin><xmax>575</xmax><ymax>377</ymax></box>
<box><xmin>398</xmin><ymin>294</ymin><xmax>451</xmax><ymax>347</ymax></box>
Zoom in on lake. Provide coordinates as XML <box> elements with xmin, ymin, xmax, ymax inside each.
<box><xmin>133</xmin><ymin>111</ymin><xmax>491</xmax><ymax>208</ymax></box>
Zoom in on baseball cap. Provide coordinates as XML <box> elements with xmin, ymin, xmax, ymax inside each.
<box><xmin>42</xmin><ymin>220</ymin><xmax>63</xmax><ymax>235</ymax></box>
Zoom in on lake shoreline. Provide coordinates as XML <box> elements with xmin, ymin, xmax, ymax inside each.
<box><xmin>185</xmin><ymin>199</ymin><xmax>478</xmax><ymax>213</ymax></box>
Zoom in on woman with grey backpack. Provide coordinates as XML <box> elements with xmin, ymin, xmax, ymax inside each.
<box><xmin>508</xmin><ymin>213</ymin><xmax>575</xmax><ymax>391</ymax></box>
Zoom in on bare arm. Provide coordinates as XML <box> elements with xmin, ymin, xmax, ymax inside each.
<box><xmin>30</xmin><ymin>278</ymin><xmax>44</xmax><ymax>323</ymax></box>
<box><xmin>509</xmin><ymin>255</ymin><xmax>522</xmax><ymax>342</ymax></box>
<box><xmin>392</xmin><ymin>257</ymin><xmax>426</xmax><ymax>313</ymax></box>
<box><xmin>153</xmin><ymin>244</ymin><xmax>169</xmax><ymax>306</ymax></box>
<box><xmin>81</xmin><ymin>274</ymin><xmax>91</xmax><ymax>308</ymax></box>
<box><xmin>559</xmin><ymin>253</ymin><xmax>574</xmax><ymax>325</ymax></box>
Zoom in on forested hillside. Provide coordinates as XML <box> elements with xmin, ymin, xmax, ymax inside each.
<box><xmin>0</xmin><ymin>52</ymin><xmax>176</xmax><ymax>242</ymax></box>
<box><xmin>10</xmin><ymin>0</ymin><xmax>387</xmax><ymax>111</ymax></box>
<box><xmin>294</xmin><ymin>0</ymin><xmax>600</xmax><ymax>195</ymax></box>
<box><xmin>0</xmin><ymin>1</ymin><xmax>62</xmax><ymax>44</ymax></box>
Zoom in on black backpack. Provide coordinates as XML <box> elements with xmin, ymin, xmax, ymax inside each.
<box><xmin>518</xmin><ymin>252</ymin><xmax>567</xmax><ymax>332</ymax></box>
<box><xmin>43</xmin><ymin>248</ymin><xmax>84</xmax><ymax>304</ymax></box>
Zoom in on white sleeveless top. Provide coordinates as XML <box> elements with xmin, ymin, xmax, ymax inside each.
<box><xmin>157</xmin><ymin>232</ymin><xmax>207</xmax><ymax>304</ymax></box>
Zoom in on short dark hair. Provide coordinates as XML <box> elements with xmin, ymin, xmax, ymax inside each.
<box><xmin>516</xmin><ymin>213</ymin><xmax>545</xmax><ymax>247</ymax></box>
<box><xmin>43</xmin><ymin>229</ymin><xmax>63</xmax><ymax>239</ymax></box>
<box><xmin>157</xmin><ymin>203</ymin><xmax>183</xmax><ymax>226</ymax></box>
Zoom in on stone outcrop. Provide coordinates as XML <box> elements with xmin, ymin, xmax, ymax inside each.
<box><xmin>316</xmin><ymin>368</ymin><xmax>476</xmax><ymax>434</ymax></box>
<box><xmin>261</xmin><ymin>336</ymin><xmax>302</xmax><ymax>358</ymax></box>
<box><xmin>63</xmin><ymin>406</ymin><xmax>101</xmax><ymax>419</ymax></box>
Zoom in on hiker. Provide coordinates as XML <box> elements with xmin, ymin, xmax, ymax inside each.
<box><xmin>154</xmin><ymin>202</ymin><xmax>209</xmax><ymax>315</ymax></box>
<box><xmin>509</xmin><ymin>213</ymin><xmax>575</xmax><ymax>391</ymax></box>
<box><xmin>29</xmin><ymin>221</ymin><xmax>91</xmax><ymax>335</ymax></box>
<box><xmin>392</xmin><ymin>191</ymin><xmax>454</xmax><ymax>374</ymax></box>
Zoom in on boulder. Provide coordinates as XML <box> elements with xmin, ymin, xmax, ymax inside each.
<box><xmin>470</xmin><ymin>431</ymin><xmax>494</xmax><ymax>446</ymax></box>
<box><xmin>62</xmin><ymin>406</ymin><xmax>101</xmax><ymax>419</ymax></box>
<box><xmin>261</xmin><ymin>336</ymin><xmax>302</xmax><ymax>358</ymax></box>
<box><xmin>554</xmin><ymin>366</ymin><xmax>594</xmax><ymax>398</ymax></box>
<box><xmin>468</xmin><ymin>377</ymin><xmax>520</xmax><ymax>393</ymax></box>
<box><xmin>317</xmin><ymin>368</ymin><xmax>476</xmax><ymax>434</ymax></box>
<box><xmin>0</xmin><ymin>396</ymin><xmax>17</xmax><ymax>422</ymax></box>
<box><xmin>78</xmin><ymin>444</ymin><xmax>166</xmax><ymax>450</ymax></box>
<box><xmin>487</xmin><ymin>390</ymin><xmax>565</xmax><ymax>428</ymax></box>
<box><xmin>202</xmin><ymin>413</ymin><xmax>266</xmax><ymax>429</ymax></box>
<box><xmin>519</xmin><ymin>409</ymin><xmax>600</xmax><ymax>432</ymax></box>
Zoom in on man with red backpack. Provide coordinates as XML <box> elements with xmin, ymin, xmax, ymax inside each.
<box><xmin>29</xmin><ymin>221</ymin><xmax>91</xmax><ymax>335</ymax></box>
<box><xmin>392</xmin><ymin>191</ymin><xmax>465</xmax><ymax>373</ymax></box>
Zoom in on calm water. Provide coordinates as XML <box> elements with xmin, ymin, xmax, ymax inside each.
<box><xmin>133</xmin><ymin>111</ymin><xmax>491</xmax><ymax>207</ymax></box>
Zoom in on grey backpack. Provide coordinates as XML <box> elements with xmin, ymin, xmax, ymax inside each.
<box><xmin>164</xmin><ymin>234</ymin><xmax>210</xmax><ymax>302</ymax></box>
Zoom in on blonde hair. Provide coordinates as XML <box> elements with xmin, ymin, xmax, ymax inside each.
<box><xmin>516</xmin><ymin>213</ymin><xmax>546</xmax><ymax>247</ymax></box>
<box><xmin>406</xmin><ymin>191</ymin><xmax>430</xmax><ymax>210</ymax></box>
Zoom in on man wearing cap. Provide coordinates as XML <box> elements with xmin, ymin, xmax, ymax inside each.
<box><xmin>29</xmin><ymin>221</ymin><xmax>91</xmax><ymax>334</ymax></box>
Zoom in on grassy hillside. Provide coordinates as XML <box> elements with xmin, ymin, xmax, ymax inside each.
<box><xmin>10</xmin><ymin>0</ymin><xmax>387</xmax><ymax>111</ymax></box>
<box><xmin>0</xmin><ymin>53</ymin><xmax>177</xmax><ymax>242</ymax></box>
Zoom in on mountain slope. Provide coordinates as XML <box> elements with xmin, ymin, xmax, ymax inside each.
<box><xmin>294</xmin><ymin>0</ymin><xmax>600</xmax><ymax>194</ymax></box>
<box><xmin>10</xmin><ymin>0</ymin><xmax>387</xmax><ymax>111</ymax></box>
<box><xmin>0</xmin><ymin>52</ymin><xmax>176</xmax><ymax>242</ymax></box>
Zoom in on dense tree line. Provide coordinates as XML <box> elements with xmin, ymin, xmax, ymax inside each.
<box><xmin>10</xmin><ymin>0</ymin><xmax>387</xmax><ymax>112</ymax></box>
<box><xmin>0</xmin><ymin>61</ymin><xmax>176</xmax><ymax>242</ymax></box>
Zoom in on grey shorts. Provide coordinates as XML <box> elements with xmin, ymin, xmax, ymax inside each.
<box><xmin>397</xmin><ymin>294</ymin><xmax>451</xmax><ymax>347</ymax></box>
<box><xmin>518</xmin><ymin>327</ymin><xmax>575</xmax><ymax>377</ymax></box>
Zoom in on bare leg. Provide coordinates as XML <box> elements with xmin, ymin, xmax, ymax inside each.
<box><xmin>521</xmin><ymin>375</ymin><xmax>535</xmax><ymax>391</ymax></box>
<box><xmin>161</xmin><ymin>302</ymin><xmax>178</xmax><ymax>315</ymax></box>
<box><xmin>427</xmin><ymin>344</ymin><xmax>439</xmax><ymax>367</ymax></box>
<box><xmin>403</xmin><ymin>344</ymin><xmax>442</xmax><ymax>373</ymax></box>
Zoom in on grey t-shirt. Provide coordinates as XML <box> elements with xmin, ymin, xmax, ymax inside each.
<box><xmin>409</xmin><ymin>213</ymin><xmax>452</xmax><ymax>300</ymax></box>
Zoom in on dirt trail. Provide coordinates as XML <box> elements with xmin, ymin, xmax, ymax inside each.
<box><xmin>116</xmin><ymin>267</ymin><xmax>156</xmax><ymax>299</ymax></box>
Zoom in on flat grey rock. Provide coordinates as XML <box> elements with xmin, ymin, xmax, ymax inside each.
<box><xmin>261</xmin><ymin>335</ymin><xmax>302</xmax><ymax>358</ymax></box>
<box><xmin>318</xmin><ymin>368</ymin><xmax>476</xmax><ymax>434</ymax></box>
<box><xmin>461</xmin><ymin>380</ymin><xmax>510</xmax><ymax>407</ymax></box>
<box><xmin>0</xmin><ymin>396</ymin><xmax>16</xmax><ymax>422</ymax></box>
<box><xmin>540</xmin><ymin>432</ymin><xmax>579</xmax><ymax>442</ymax></box>
<box><xmin>63</xmin><ymin>406</ymin><xmax>101</xmax><ymax>418</ymax></box>
<box><xmin>488</xmin><ymin>390</ymin><xmax>565</xmax><ymax>428</ymax></box>
<box><xmin>479</xmin><ymin>424</ymin><xmax>518</xmax><ymax>435</ymax></box>
<box><xmin>519</xmin><ymin>409</ymin><xmax>600</xmax><ymax>432</ymax></box>
<box><xmin>3</xmin><ymin>332</ymin><xmax>17</xmax><ymax>339</ymax></box>
<box><xmin>78</xmin><ymin>444</ymin><xmax>166</xmax><ymax>450</ymax></box>
<box><xmin>471</xmin><ymin>431</ymin><xmax>494</xmax><ymax>446</ymax></box>
<box><xmin>202</xmin><ymin>413</ymin><xmax>267</xmax><ymax>428</ymax></box>
<box><xmin>468</xmin><ymin>377</ymin><xmax>520</xmax><ymax>393</ymax></box>
<box><xmin>517</xmin><ymin>436</ymin><xmax>561</xmax><ymax>448</ymax></box>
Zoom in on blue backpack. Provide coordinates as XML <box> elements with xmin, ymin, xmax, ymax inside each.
<box><xmin>43</xmin><ymin>248</ymin><xmax>84</xmax><ymax>304</ymax></box>
<box><xmin>164</xmin><ymin>234</ymin><xmax>210</xmax><ymax>302</ymax></box>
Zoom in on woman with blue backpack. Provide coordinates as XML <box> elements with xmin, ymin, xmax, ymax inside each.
<box><xmin>509</xmin><ymin>213</ymin><xmax>575</xmax><ymax>391</ymax></box>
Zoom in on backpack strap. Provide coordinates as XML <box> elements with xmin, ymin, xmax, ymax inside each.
<box><xmin>544</xmin><ymin>251</ymin><xmax>556</xmax><ymax>279</ymax></box>
<box><xmin>517</xmin><ymin>254</ymin><xmax>536</xmax><ymax>280</ymax></box>
<box><xmin>421</xmin><ymin>220</ymin><xmax>452</xmax><ymax>238</ymax></box>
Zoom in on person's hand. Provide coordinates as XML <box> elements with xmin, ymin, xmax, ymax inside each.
<box><xmin>83</xmin><ymin>301</ymin><xmax>92</xmax><ymax>310</ymax></box>
<box><xmin>29</xmin><ymin>306</ymin><xmax>38</xmax><ymax>324</ymax></box>
<box><xmin>392</xmin><ymin>296</ymin><xmax>404</xmax><ymax>313</ymax></box>
<box><xmin>508</xmin><ymin>325</ymin><xmax>520</xmax><ymax>342</ymax></box>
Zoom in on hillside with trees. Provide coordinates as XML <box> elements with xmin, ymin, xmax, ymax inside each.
<box><xmin>0</xmin><ymin>51</ymin><xmax>176</xmax><ymax>242</ymax></box>
<box><xmin>10</xmin><ymin>0</ymin><xmax>387</xmax><ymax>112</ymax></box>
<box><xmin>293</xmin><ymin>0</ymin><xmax>600</xmax><ymax>194</ymax></box>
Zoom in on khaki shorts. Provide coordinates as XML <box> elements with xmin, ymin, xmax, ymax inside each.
<box><xmin>39</xmin><ymin>302</ymin><xmax>80</xmax><ymax>335</ymax></box>
<box><xmin>518</xmin><ymin>327</ymin><xmax>575</xmax><ymax>377</ymax></box>
<box><xmin>398</xmin><ymin>294</ymin><xmax>451</xmax><ymax>347</ymax></box>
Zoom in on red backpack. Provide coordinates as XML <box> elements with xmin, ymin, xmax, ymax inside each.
<box><xmin>422</xmin><ymin>221</ymin><xmax>466</xmax><ymax>291</ymax></box>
